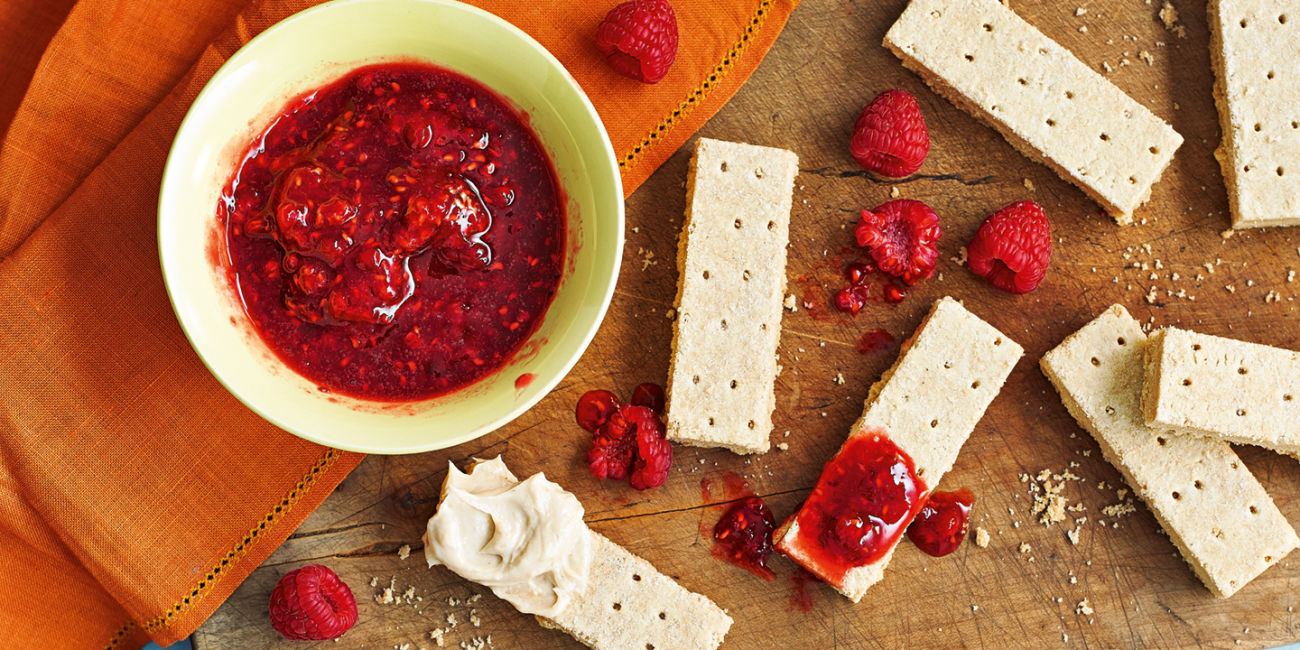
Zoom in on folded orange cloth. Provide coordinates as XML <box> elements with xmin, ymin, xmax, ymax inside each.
<box><xmin>0</xmin><ymin>0</ymin><xmax>797</xmax><ymax>646</ymax></box>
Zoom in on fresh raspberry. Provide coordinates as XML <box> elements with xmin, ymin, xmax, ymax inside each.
<box><xmin>576</xmin><ymin>389</ymin><xmax>621</xmax><ymax>432</ymax></box>
<box><xmin>855</xmin><ymin>199</ymin><xmax>941</xmax><ymax>285</ymax></box>
<box><xmin>967</xmin><ymin>200</ymin><xmax>1052</xmax><ymax>294</ymax></box>
<box><xmin>587</xmin><ymin>408</ymin><xmax>637</xmax><ymax>480</ymax></box>
<box><xmin>268</xmin><ymin>565</ymin><xmax>358</xmax><ymax>641</ymax></box>
<box><xmin>849</xmin><ymin>90</ymin><xmax>930</xmax><ymax>178</ymax></box>
<box><xmin>595</xmin><ymin>0</ymin><xmax>678</xmax><ymax>83</ymax></box>
<box><xmin>905</xmin><ymin>488</ymin><xmax>974</xmax><ymax>558</ymax></box>
<box><xmin>626</xmin><ymin>406</ymin><xmax>672</xmax><ymax>490</ymax></box>
<box><xmin>833</xmin><ymin>285</ymin><xmax>870</xmax><ymax>315</ymax></box>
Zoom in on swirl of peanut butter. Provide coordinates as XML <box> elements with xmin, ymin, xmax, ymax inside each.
<box><xmin>423</xmin><ymin>457</ymin><xmax>591</xmax><ymax>617</ymax></box>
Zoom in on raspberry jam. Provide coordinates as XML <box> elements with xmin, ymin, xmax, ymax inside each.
<box><xmin>780</xmin><ymin>430</ymin><xmax>927</xmax><ymax>587</ymax></box>
<box><xmin>218</xmin><ymin>62</ymin><xmax>564</xmax><ymax>400</ymax></box>
<box><xmin>906</xmin><ymin>488</ymin><xmax>974</xmax><ymax>557</ymax></box>
<box><xmin>712</xmin><ymin>496</ymin><xmax>778</xmax><ymax>581</ymax></box>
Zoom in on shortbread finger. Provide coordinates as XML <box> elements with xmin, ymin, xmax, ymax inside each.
<box><xmin>1209</xmin><ymin>0</ymin><xmax>1300</xmax><ymax>228</ymax></box>
<box><xmin>1041</xmin><ymin>306</ymin><xmax>1298</xmax><ymax>598</ymax></box>
<box><xmin>665</xmin><ymin>138</ymin><xmax>798</xmax><ymax>454</ymax></box>
<box><xmin>429</xmin><ymin>460</ymin><xmax>732</xmax><ymax>650</ymax></box>
<box><xmin>884</xmin><ymin>0</ymin><xmax>1183</xmax><ymax>224</ymax></box>
<box><xmin>540</xmin><ymin>533</ymin><xmax>732</xmax><ymax>650</ymax></box>
<box><xmin>775</xmin><ymin>297</ymin><xmax>1023</xmax><ymax>602</ymax></box>
<box><xmin>1142</xmin><ymin>327</ymin><xmax>1300</xmax><ymax>457</ymax></box>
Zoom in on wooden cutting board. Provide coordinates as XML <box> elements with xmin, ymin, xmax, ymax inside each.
<box><xmin>194</xmin><ymin>0</ymin><xmax>1300</xmax><ymax>647</ymax></box>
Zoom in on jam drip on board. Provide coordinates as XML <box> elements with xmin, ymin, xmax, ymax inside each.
<box><xmin>219</xmin><ymin>62</ymin><xmax>565</xmax><ymax>401</ymax></box>
<box><xmin>712</xmin><ymin>496</ymin><xmax>778</xmax><ymax>581</ymax></box>
<box><xmin>906</xmin><ymin>487</ymin><xmax>974</xmax><ymax>557</ymax></box>
<box><xmin>782</xmin><ymin>429</ymin><xmax>927</xmax><ymax>588</ymax></box>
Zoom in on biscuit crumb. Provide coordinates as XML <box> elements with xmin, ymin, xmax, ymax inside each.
<box><xmin>952</xmin><ymin>246</ymin><xmax>968</xmax><ymax>266</ymax></box>
<box><xmin>1076</xmin><ymin>598</ymin><xmax>1094</xmax><ymax>615</ymax></box>
<box><xmin>430</xmin><ymin>630</ymin><xmax>446</xmax><ymax>647</ymax></box>
<box><xmin>833</xmin><ymin>372</ymin><xmax>845</xmax><ymax>385</ymax></box>
<box><xmin>1023</xmin><ymin>178</ymin><xmax>1036</xmax><ymax>191</ymax></box>
<box><xmin>890</xmin><ymin>186</ymin><xmax>901</xmax><ymax>198</ymax></box>
<box><xmin>1159</xmin><ymin>1</ymin><xmax>1187</xmax><ymax>38</ymax></box>
<box><xmin>1019</xmin><ymin>542</ymin><xmax>1032</xmax><ymax>554</ymax></box>
<box><xmin>975</xmin><ymin>527</ymin><xmax>990</xmax><ymax>548</ymax></box>
<box><xmin>783</xmin><ymin>294</ymin><xmax>798</xmax><ymax>311</ymax></box>
<box><xmin>398</xmin><ymin>544</ymin><xmax>411</xmax><ymax>561</ymax></box>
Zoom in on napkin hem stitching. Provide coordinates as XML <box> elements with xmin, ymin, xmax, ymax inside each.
<box><xmin>618</xmin><ymin>0</ymin><xmax>775</xmax><ymax>174</ymax></box>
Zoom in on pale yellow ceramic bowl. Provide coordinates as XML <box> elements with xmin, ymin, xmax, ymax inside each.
<box><xmin>159</xmin><ymin>0</ymin><xmax>622</xmax><ymax>453</ymax></box>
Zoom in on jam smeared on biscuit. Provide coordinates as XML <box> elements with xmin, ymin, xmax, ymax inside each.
<box><xmin>906</xmin><ymin>487</ymin><xmax>975</xmax><ymax>557</ymax></box>
<box><xmin>783</xmin><ymin>430</ymin><xmax>927</xmax><ymax>587</ymax></box>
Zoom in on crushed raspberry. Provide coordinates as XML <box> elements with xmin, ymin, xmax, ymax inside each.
<box><xmin>268</xmin><ymin>564</ymin><xmax>358</xmax><ymax>641</ymax></box>
<box><xmin>630</xmin><ymin>382</ymin><xmax>666</xmax><ymax>414</ymax></box>
<box><xmin>579</xmin><ymin>387</ymin><xmax>672</xmax><ymax>489</ymax></box>
<box><xmin>628</xmin><ymin>406</ymin><xmax>672</xmax><ymax>490</ymax></box>
<box><xmin>855</xmin><ymin>199</ymin><xmax>941</xmax><ymax>285</ymax></box>
<box><xmin>576</xmin><ymin>389</ymin><xmax>621</xmax><ymax>432</ymax></box>
<box><xmin>587</xmin><ymin>408</ymin><xmax>637</xmax><ymax>481</ymax></box>
<box><xmin>849</xmin><ymin>90</ymin><xmax>930</xmax><ymax>178</ymax></box>
<box><xmin>967</xmin><ymin>200</ymin><xmax>1052</xmax><ymax>294</ymax></box>
<box><xmin>713</xmin><ymin>496</ymin><xmax>778</xmax><ymax>581</ymax></box>
<box><xmin>906</xmin><ymin>488</ymin><xmax>974</xmax><ymax>557</ymax></box>
<box><xmin>595</xmin><ymin>0</ymin><xmax>679</xmax><ymax>84</ymax></box>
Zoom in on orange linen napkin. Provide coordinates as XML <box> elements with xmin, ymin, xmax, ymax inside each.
<box><xmin>0</xmin><ymin>0</ymin><xmax>798</xmax><ymax>647</ymax></box>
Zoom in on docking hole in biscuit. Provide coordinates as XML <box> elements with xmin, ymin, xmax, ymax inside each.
<box><xmin>720</xmin><ymin>319</ymin><xmax>727</xmax><ymax>330</ymax></box>
<box><xmin>1183</xmin><ymin>379</ymin><xmax>1192</xmax><ymax>386</ymax></box>
<box><xmin>1104</xmin><ymin>406</ymin><xmax>1116</xmax><ymax>415</ymax></box>
<box><xmin>692</xmin><ymin>375</ymin><xmax>700</xmax><ymax>384</ymax></box>
<box><xmin>1157</xmin><ymin>436</ymin><xmax>1167</xmax><ymax>446</ymax></box>
<box><xmin>702</xmin><ymin>270</ymin><xmax>710</xmax><ymax>279</ymax></box>
<box><xmin>730</xmin><ymin>380</ymin><xmax>738</xmax><ymax>389</ymax></box>
<box><xmin>734</xmin><ymin>219</ymin><xmax>742</xmax><ymax>229</ymax></box>
<box><xmin>943</xmin><ymin>360</ymin><xmax>953</xmax><ymax>369</ymax></box>
<box><xmin>971</xmin><ymin>380</ymin><xmax>981</xmax><ymax>389</ymax></box>
<box><xmin>994</xmin><ymin>337</ymin><xmax>1003</xmax><ymax>346</ymax></box>
<box><xmin>755</xmin><ymin>168</ymin><xmax>765</xmax><ymax>179</ymax></box>
<box><xmin>1194</xmin><ymin>480</ymin><xmax>1203</xmax><ymax>489</ymax></box>
<box><xmin>720</xmin><ymin>162</ymin><xmax>728</xmax><ymax>172</ymax></box>
<box><xmin>747</xmin><ymin>420</ymin><xmax>755</xmax><ymax>429</ymax></box>
<box><xmin>1250</xmin><ymin>505</ymin><xmax>1259</xmax><ymax>514</ymax></box>
<box><xmin>1117</xmin><ymin>337</ymin><xmax>1127</xmax><ymax>345</ymax></box>
<box><xmin>930</xmin><ymin>419</ymin><xmax>938</xmax><ymax>428</ymax></box>
<box><xmin>708</xmin><ymin>417</ymin><xmax>715</xmax><ymax>426</ymax></box>
<box><xmin>1172</xmin><ymin>491</ymin><xmax>1181</xmax><ymax>500</ymax></box>
<box><xmin>766</xmin><ymin>220</ymin><xmax>775</xmax><ymax>230</ymax></box>
<box><xmin>1193</xmin><ymin>344</ymin><xmax>1202</xmax><ymax>351</ymax></box>
<box><xmin>613</xmin><ymin>602</ymin><xmax>622</xmax><ymax>611</ymax></box>
<box><xmin>1284</xmin><ymin>394</ymin><xmax>1293</xmax><ymax>401</ymax></box>
<box><xmin>964</xmin><ymin>53</ymin><xmax>974</xmax><ymax>61</ymax></box>
<box><xmin>1090</xmin><ymin>357</ymin><xmax>1100</xmax><ymax>366</ymax></box>
<box><xmin>743</xmin><ymin>270</ymin><xmax>751</xmax><ymax>281</ymax></box>
<box><xmin>1100</xmin><ymin>133</ymin><xmax>1110</xmax><ymax>141</ymax></box>
<box><xmin>632</xmin><ymin>573</ymin><xmax>641</xmax><ymax>581</ymax></box>
<box><xmin>658</xmin><ymin>612</ymin><xmax>667</xmax><ymax>620</ymax></box>
<box><xmin>1236</xmin><ymin>409</ymin><xmax>1247</xmax><ymax>416</ymax></box>
<box><xmin>1238</xmin><ymin>367</ymin><xmax>1248</xmax><ymax>375</ymax></box>
<box><xmin>982</xmin><ymin>22</ymin><xmax>992</xmax><ymax>31</ymax></box>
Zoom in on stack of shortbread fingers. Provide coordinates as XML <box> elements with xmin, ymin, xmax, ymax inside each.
<box><xmin>1043</xmin><ymin>305</ymin><xmax>1299</xmax><ymax>597</ymax></box>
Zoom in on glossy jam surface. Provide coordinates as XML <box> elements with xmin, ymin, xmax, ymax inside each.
<box><xmin>218</xmin><ymin>62</ymin><xmax>564</xmax><ymax>400</ymax></box>
<box><xmin>906</xmin><ymin>488</ymin><xmax>975</xmax><ymax>557</ymax></box>
<box><xmin>783</xmin><ymin>430</ymin><xmax>927</xmax><ymax>587</ymax></box>
<box><xmin>712</xmin><ymin>496</ymin><xmax>778</xmax><ymax>581</ymax></box>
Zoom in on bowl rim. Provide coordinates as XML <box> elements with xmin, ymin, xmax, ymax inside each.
<box><xmin>158</xmin><ymin>0</ymin><xmax>624</xmax><ymax>454</ymax></box>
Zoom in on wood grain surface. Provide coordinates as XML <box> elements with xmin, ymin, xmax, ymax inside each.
<box><xmin>195</xmin><ymin>0</ymin><xmax>1300</xmax><ymax>647</ymax></box>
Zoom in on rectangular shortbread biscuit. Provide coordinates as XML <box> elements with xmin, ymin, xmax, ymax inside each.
<box><xmin>540</xmin><ymin>533</ymin><xmax>732</xmax><ymax>650</ymax></box>
<box><xmin>1209</xmin><ymin>0</ymin><xmax>1300</xmax><ymax>228</ymax></box>
<box><xmin>445</xmin><ymin>463</ymin><xmax>733</xmax><ymax>650</ymax></box>
<box><xmin>884</xmin><ymin>0</ymin><xmax>1183</xmax><ymax>224</ymax></box>
<box><xmin>665</xmin><ymin>138</ymin><xmax>798</xmax><ymax>454</ymax></box>
<box><xmin>776</xmin><ymin>297</ymin><xmax>1023</xmax><ymax>601</ymax></box>
<box><xmin>1041</xmin><ymin>306</ymin><xmax>1298</xmax><ymax>597</ymax></box>
<box><xmin>1142</xmin><ymin>326</ymin><xmax>1300</xmax><ymax>456</ymax></box>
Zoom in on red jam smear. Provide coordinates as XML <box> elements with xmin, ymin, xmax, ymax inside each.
<box><xmin>784</xmin><ymin>430</ymin><xmax>927</xmax><ymax>587</ymax></box>
<box><xmin>712</xmin><ymin>496</ymin><xmax>778</xmax><ymax>581</ymax></box>
<box><xmin>787</xmin><ymin>568</ymin><xmax>819</xmax><ymax>612</ymax></box>
<box><xmin>218</xmin><ymin>62</ymin><xmax>564</xmax><ymax>401</ymax></box>
<box><xmin>906</xmin><ymin>487</ymin><xmax>974</xmax><ymax>557</ymax></box>
<box><xmin>856</xmin><ymin>328</ymin><xmax>895</xmax><ymax>354</ymax></box>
